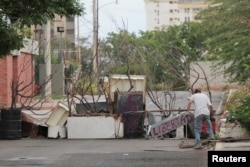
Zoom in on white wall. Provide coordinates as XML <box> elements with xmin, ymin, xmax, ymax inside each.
<box><xmin>190</xmin><ymin>61</ymin><xmax>237</xmax><ymax>90</ymax></box>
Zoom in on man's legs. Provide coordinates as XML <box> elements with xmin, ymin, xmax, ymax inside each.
<box><xmin>194</xmin><ymin>115</ymin><xmax>203</xmax><ymax>146</ymax></box>
<box><xmin>204</xmin><ymin>115</ymin><xmax>214</xmax><ymax>139</ymax></box>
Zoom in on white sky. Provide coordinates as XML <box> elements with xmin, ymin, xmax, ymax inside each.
<box><xmin>78</xmin><ymin>0</ymin><xmax>146</xmax><ymax>41</ymax></box>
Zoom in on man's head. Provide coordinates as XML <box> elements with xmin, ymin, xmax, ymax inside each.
<box><xmin>194</xmin><ymin>88</ymin><xmax>201</xmax><ymax>94</ymax></box>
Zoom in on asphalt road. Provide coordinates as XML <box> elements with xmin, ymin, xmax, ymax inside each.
<box><xmin>0</xmin><ymin>138</ymin><xmax>209</xmax><ymax>167</ymax></box>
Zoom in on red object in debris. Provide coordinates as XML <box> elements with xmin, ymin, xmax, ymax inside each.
<box><xmin>201</xmin><ymin>118</ymin><xmax>216</xmax><ymax>138</ymax></box>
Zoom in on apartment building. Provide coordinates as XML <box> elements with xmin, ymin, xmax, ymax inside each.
<box><xmin>32</xmin><ymin>15</ymin><xmax>75</xmax><ymax>45</ymax></box>
<box><xmin>30</xmin><ymin>15</ymin><xmax>76</xmax><ymax>96</ymax></box>
<box><xmin>145</xmin><ymin>0</ymin><xmax>208</xmax><ymax>31</ymax></box>
<box><xmin>178</xmin><ymin>0</ymin><xmax>208</xmax><ymax>23</ymax></box>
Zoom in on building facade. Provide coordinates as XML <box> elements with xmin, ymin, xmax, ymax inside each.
<box><xmin>32</xmin><ymin>15</ymin><xmax>75</xmax><ymax>45</ymax></box>
<box><xmin>144</xmin><ymin>0</ymin><xmax>208</xmax><ymax>31</ymax></box>
<box><xmin>190</xmin><ymin>61</ymin><xmax>238</xmax><ymax>90</ymax></box>
<box><xmin>0</xmin><ymin>39</ymin><xmax>39</xmax><ymax>107</ymax></box>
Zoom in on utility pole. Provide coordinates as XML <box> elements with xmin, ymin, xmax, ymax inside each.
<box><xmin>92</xmin><ymin>0</ymin><xmax>118</xmax><ymax>80</ymax></box>
<box><xmin>77</xmin><ymin>0</ymin><xmax>81</xmax><ymax>66</ymax></box>
<box><xmin>77</xmin><ymin>15</ymin><xmax>81</xmax><ymax>66</ymax></box>
<box><xmin>93</xmin><ymin>0</ymin><xmax>98</xmax><ymax>79</ymax></box>
<box><xmin>44</xmin><ymin>21</ymin><xmax>51</xmax><ymax>100</ymax></box>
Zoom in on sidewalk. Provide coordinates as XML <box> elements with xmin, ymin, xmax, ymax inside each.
<box><xmin>214</xmin><ymin>118</ymin><xmax>250</xmax><ymax>151</ymax></box>
<box><xmin>215</xmin><ymin>141</ymin><xmax>250</xmax><ymax>151</ymax></box>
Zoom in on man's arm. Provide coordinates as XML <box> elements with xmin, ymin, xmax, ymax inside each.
<box><xmin>186</xmin><ymin>100</ymin><xmax>192</xmax><ymax>113</ymax></box>
<box><xmin>209</xmin><ymin>105</ymin><xmax>214</xmax><ymax>115</ymax></box>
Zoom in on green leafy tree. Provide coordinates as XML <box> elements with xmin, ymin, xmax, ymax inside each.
<box><xmin>101</xmin><ymin>22</ymin><xmax>206</xmax><ymax>90</ymax></box>
<box><xmin>200</xmin><ymin>0</ymin><xmax>250</xmax><ymax>83</ymax></box>
<box><xmin>0</xmin><ymin>20</ymin><xmax>23</xmax><ymax>57</ymax></box>
<box><xmin>225</xmin><ymin>87</ymin><xmax>250</xmax><ymax>132</ymax></box>
<box><xmin>138</xmin><ymin>22</ymin><xmax>207</xmax><ymax>90</ymax></box>
<box><xmin>100</xmin><ymin>30</ymin><xmax>144</xmax><ymax>75</ymax></box>
<box><xmin>99</xmin><ymin>22</ymin><xmax>208</xmax><ymax>110</ymax></box>
<box><xmin>0</xmin><ymin>0</ymin><xmax>84</xmax><ymax>57</ymax></box>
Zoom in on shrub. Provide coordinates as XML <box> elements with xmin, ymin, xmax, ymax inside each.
<box><xmin>77</xmin><ymin>82</ymin><xmax>98</xmax><ymax>95</ymax></box>
<box><xmin>226</xmin><ymin>89</ymin><xmax>250</xmax><ymax>132</ymax></box>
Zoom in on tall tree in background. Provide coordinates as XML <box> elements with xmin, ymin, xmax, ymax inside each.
<box><xmin>101</xmin><ymin>22</ymin><xmax>206</xmax><ymax>90</ymax></box>
<box><xmin>101</xmin><ymin>30</ymin><xmax>143</xmax><ymax>75</ymax></box>
<box><xmin>100</xmin><ymin>22</ymin><xmax>207</xmax><ymax>110</ymax></box>
<box><xmin>142</xmin><ymin>22</ymin><xmax>206</xmax><ymax>90</ymax></box>
<box><xmin>0</xmin><ymin>0</ymin><xmax>84</xmax><ymax>57</ymax></box>
<box><xmin>200</xmin><ymin>0</ymin><xmax>250</xmax><ymax>82</ymax></box>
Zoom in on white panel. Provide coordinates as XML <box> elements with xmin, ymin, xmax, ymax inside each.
<box><xmin>67</xmin><ymin>116</ymin><xmax>124</xmax><ymax>139</ymax></box>
<box><xmin>48</xmin><ymin>126</ymin><xmax>67</xmax><ymax>139</ymax></box>
<box><xmin>219</xmin><ymin>125</ymin><xmax>245</xmax><ymax>138</ymax></box>
<box><xmin>46</xmin><ymin>102</ymin><xmax>69</xmax><ymax>126</ymax></box>
<box><xmin>109</xmin><ymin>74</ymin><xmax>146</xmax><ymax>103</ymax></box>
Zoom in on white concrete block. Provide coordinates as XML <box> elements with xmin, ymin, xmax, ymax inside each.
<box><xmin>46</xmin><ymin>102</ymin><xmax>69</xmax><ymax>126</ymax></box>
<box><xmin>67</xmin><ymin>116</ymin><xmax>124</xmax><ymax>139</ymax></box>
<box><xmin>48</xmin><ymin>125</ymin><xmax>67</xmax><ymax>139</ymax></box>
<box><xmin>219</xmin><ymin>125</ymin><xmax>245</xmax><ymax>138</ymax></box>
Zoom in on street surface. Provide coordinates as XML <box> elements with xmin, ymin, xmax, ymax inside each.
<box><xmin>0</xmin><ymin>138</ymin><xmax>209</xmax><ymax>167</ymax></box>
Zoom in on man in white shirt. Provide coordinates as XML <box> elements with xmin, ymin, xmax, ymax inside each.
<box><xmin>186</xmin><ymin>88</ymin><xmax>214</xmax><ymax>149</ymax></box>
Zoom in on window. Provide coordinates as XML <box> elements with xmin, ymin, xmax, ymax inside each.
<box><xmin>67</xmin><ymin>16</ymin><xmax>75</xmax><ymax>22</ymax></box>
<box><xmin>193</xmin><ymin>8</ymin><xmax>201</xmax><ymax>12</ymax></box>
<box><xmin>67</xmin><ymin>29</ymin><xmax>74</xmax><ymax>34</ymax></box>
<box><xmin>155</xmin><ymin>18</ymin><xmax>160</xmax><ymax>24</ymax></box>
<box><xmin>185</xmin><ymin>17</ymin><xmax>190</xmax><ymax>22</ymax></box>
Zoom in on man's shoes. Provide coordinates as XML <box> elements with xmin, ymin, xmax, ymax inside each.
<box><xmin>194</xmin><ymin>144</ymin><xmax>204</xmax><ymax>149</ymax></box>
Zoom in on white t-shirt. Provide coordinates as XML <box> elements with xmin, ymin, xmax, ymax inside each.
<box><xmin>189</xmin><ymin>93</ymin><xmax>212</xmax><ymax>118</ymax></box>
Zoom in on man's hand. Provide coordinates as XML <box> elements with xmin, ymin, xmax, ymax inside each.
<box><xmin>210</xmin><ymin>109</ymin><xmax>215</xmax><ymax>116</ymax></box>
<box><xmin>184</xmin><ymin>111</ymin><xmax>190</xmax><ymax>117</ymax></box>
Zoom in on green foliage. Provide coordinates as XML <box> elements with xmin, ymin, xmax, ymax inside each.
<box><xmin>34</xmin><ymin>53</ymin><xmax>60</xmax><ymax>64</ymax></box>
<box><xmin>20</xmin><ymin>27</ymin><xmax>32</xmax><ymax>38</ymax></box>
<box><xmin>0</xmin><ymin>0</ymin><xmax>84</xmax><ymax>26</ymax></box>
<box><xmin>0</xmin><ymin>21</ymin><xmax>23</xmax><ymax>57</ymax></box>
<box><xmin>77</xmin><ymin>82</ymin><xmax>98</xmax><ymax>95</ymax></box>
<box><xmin>35</xmin><ymin>94</ymin><xmax>65</xmax><ymax>100</ymax></box>
<box><xmin>0</xmin><ymin>0</ymin><xmax>84</xmax><ymax>57</ymax></box>
<box><xmin>200</xmin><ymin>0</ymin><xmax>250</xmax><ymax>82</ymax></box>
<box><xmin>225</xmin><ymin>87</ymin><xmax>250</xmax><ymax>132</ymax></box>
<box><xmin>109</xmin><ymin>64</ymin><xmax>144</xmax><ymax>75</ymax></box>
<box><xmin>101</xmin><ymin>22</ymin><xmax>205</xmax><ymax>91</ymax></box>
<box><xmin>65</xmin><ymin>59</ymin><xmax>78</xmax><ymax>79</ymax></box>
<box><xmin>104</xmin><ymin>30</ymin><xmax>139</xmax><ymax>65</ymax></box>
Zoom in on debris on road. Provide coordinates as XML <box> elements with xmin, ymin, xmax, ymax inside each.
<box><xmin>179</xmin><ymin>140</ymin><xmax>194</xmax><ymax>149</ymax></box>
